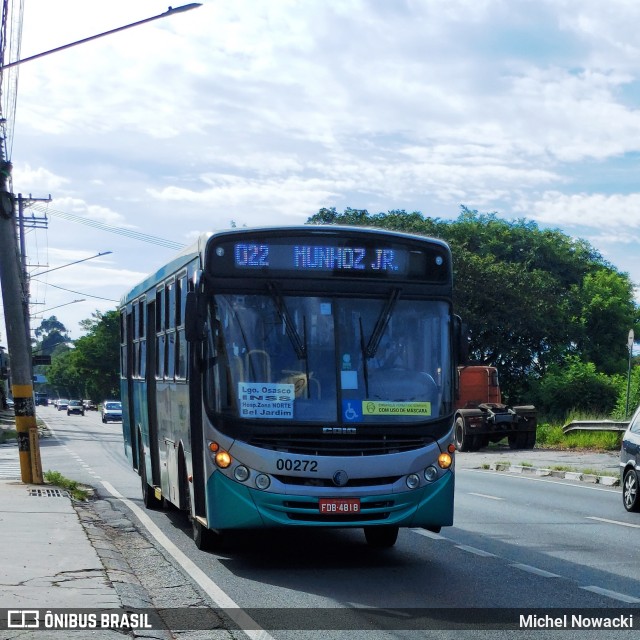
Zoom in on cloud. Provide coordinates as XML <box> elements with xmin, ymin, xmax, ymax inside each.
<box><xmin>523</xmin><ymin>191</ymin><xmax>640</xmax><ymax>229</ymax></box>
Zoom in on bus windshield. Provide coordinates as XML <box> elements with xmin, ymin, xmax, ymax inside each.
<box><xmin>207</xmin><ymin>292</ymin><xmax>452</xmax><ymax>423</ymax></box>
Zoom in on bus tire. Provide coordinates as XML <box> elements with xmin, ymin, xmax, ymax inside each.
<box><xmin>192</xmin><ymin>518</ymin><xmax>223</xmax><ymax>551</ymax></box>
<box><xmin>140</xmin><ymin>450</ymin><xmax>162</xmax><ymax>510</ymax></box>
<box><xmin>364</xmin><ymin>525</ymin><xmax>398</xmax><ymax>548</ymax></box>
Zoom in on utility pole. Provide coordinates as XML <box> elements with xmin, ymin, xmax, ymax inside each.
<box><xmin>0</xmin><ymin>162</ymin><xmax>42</xmax><ymax>483</ymax></box>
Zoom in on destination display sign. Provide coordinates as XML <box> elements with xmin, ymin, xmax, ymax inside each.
<box><xmin>208</xmin><ymin>235</ymin><xmax>449</xmax><ymax>282</ymax></box>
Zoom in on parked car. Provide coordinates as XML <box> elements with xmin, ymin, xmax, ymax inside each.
<box><xmin>56</xmin><ymin>399</ymin><xmax>69</xmax><ymax>411</ymax></box>
<box><xmin>620</xmin><ymin>404</ymin><xmax>640</xmax><ymax>512</ymax></box>
<box><xmin>101</xmin><ymin>400</ymin><xmax>122</xmax><ymax>423</ymax></box>
<box><xmin>67</xmin><ymin>400</ymin><xmax>85</xmax><ymax>416</ymax></box>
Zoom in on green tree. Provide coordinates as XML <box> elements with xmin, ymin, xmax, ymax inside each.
<box><xmin>33</xmin><ymin>316</ymin><xmax>71</xmax><ymax>354</ymax></box>
<box><xmin>578</xmin><ymin>269</ymin><xmax>637</xmax><ymax>375</ymax></box>
<box><xmin>46</xmin><ymin>310</ymin><xmax>120</xmax><ymax>401</ymax></box>
<box><xmin>306</xmin><ymin>206</ymin><xmax>639</xmax><ymax>408</ymax></box>
<box><xmin>530</xmin><ymin>356</ymin><xmax>621</xmax><ymax>421</ymax></box>
<box><xmin>73</xmin><ymin>310</ymin><xmax>120</xmax><ymax>401</ymax></box>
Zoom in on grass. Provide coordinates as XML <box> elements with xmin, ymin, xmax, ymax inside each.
<box><xmin>43</xmin><ymin>470</ymin><xmax>91</xmax><ymax>501</ymax></box>
<box><xmin>0</xmin><ymin>428</ymin><xmax>17</xmax><ymax>444</ymax></box>
<box><xmin>535</xmin><ymin>422</ymin><xmax>622</xmax><ymax>451</ymax></box>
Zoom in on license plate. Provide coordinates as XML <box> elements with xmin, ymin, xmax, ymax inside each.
<box><xmin>318</xmin><ymin>498</ymin><xmax>361</xmax><ymax>514</ymax></box>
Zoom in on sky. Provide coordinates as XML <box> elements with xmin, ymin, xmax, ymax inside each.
<box><xmin>1</xmin><ymin>0</ymin><xmax>640</xmax><ymax>342</ymax></box>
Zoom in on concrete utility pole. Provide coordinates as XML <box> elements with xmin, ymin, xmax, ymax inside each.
<box><xmin>0</xmin><ymin>162</ymin><xmax>43</xmax><ymax>483</ymax></box>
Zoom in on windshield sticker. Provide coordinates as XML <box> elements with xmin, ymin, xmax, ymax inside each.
<box><xmin>342</xmin><ymin>401</ymin><xmax>362</xmax><ymax>422</ymax></box>
<box><xmin>363</xmin><ymin>401</ymin><xmax>431</xmax><ymax>416</ymax></box>
<box><xmin>341</xmin><ymin>370</ymin><xmax>358</xmax><ymax>390</ymax></box>
<box><xmin>238</xmin><ymin>382</ymin><xmax>295</xmax><ymax>419</ymax></box>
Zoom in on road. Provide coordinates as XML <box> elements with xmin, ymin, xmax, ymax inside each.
<box><xmin>22</xmin><ymin>407</ymin><xmax>640</xmax><ymax>637</ymax></box>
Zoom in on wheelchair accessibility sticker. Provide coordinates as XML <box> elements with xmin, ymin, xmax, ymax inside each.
<box><xmin>342</xmin><ymin>401</ymin><xmax>362</xmax><ymax>422</ymax></box>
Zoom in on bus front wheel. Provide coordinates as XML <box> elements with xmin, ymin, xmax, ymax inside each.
<box><xmin>364</xmin><ymin>525</ymin><xmax>398</xmax><ymax>548</ymax></box>
<box><xmin>192</xmin><ymin>518</ymin><xmax>223</xmax><ymax>551</ymax></box>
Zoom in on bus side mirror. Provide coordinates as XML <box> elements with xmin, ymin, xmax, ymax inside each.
<box><xmin>185</xmin><ymin>291</ymin><xmax>204</xmax><ymax>342</ymax></box>
<box><xmin>454</xmin><ymin>315</ymin><xmax>469</xmax><ymax>366</ymax></box>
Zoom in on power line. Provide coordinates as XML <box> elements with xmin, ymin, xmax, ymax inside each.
<box><xmin>30</xmin><ymin>279</ymin><xmax>119</xmax><ymax>303</ymax></box>
<box><xmin>31</xmin><ymin>203</ymin><xmax>187</xmax><ymax>250</ymax></box>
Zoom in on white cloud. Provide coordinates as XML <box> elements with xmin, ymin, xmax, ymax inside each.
<box><xmin>523</xmin><ymin>191</ymin><xmax>640</xmax><ymax>229</ymax></box>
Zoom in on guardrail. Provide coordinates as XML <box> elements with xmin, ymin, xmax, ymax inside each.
<box><xmin>562</xmin><ymin>420</ymin><xmax>629</xmax><ymax>434</ymax></box>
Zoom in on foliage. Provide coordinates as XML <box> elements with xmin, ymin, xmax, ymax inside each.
<box><xmin>527</xmin><ymin>356</ymin><xmax>620</xmax><ymax>421</ymax></box>
<box><xmin>46</xmin><ymin>310</ymin><xmax>119</xmax><ymax>401</ymax></box>
<box><xmin>44</xmin><ymin>470</ymin><xmax>90</xmax><ymax>501</ymax></box>
<box><xmin>308</xmin><ymin>206</ymin><xmax>639</xmax><ymax>409</ymax></box>
<box><xmin>612</xmin><ymin>365</ymin><xmax>640</xmax><ymax>419</ymax></box>
<box><xmin>33</xmin><ymin>316</ymin><xmax>71</xmax><ymax>354</ymax></box>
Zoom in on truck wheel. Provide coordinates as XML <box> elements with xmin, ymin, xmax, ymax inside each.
<box><xmin>364</xmin><ymin>525</ymin><xmax>399</xmax><ymax>548</ymax></box>
<box><xmin>524</xmin><ymin>431</ymin><xmax>536</xmax><ymax>449</ymax></box>
<box><xmin>508</xmin><ymin>433</ymin><xmax>528</xmax><ymax>449</ymax></box>
<box><xmin>454</xmin><ymin>417</ymin><xmax>471</xmax><ymax>452</ymax></box>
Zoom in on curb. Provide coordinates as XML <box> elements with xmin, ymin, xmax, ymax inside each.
<box><xmin>488</xmin><ymin>462</ymin><xmax>620</xmax><ymax>486</ymax></box>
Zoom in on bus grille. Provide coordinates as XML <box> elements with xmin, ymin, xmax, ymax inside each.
<box><xmin>247</xmin><ymin>434</ymin><xmax>430</xmax><ymax>456</ymax></box>
<box><xmin>273</xmin><ymin>475</ymin><xmax>401</xmax><ymax>488</ymax></box>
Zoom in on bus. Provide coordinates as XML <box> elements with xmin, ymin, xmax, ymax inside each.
<box><xmin>120</xmin><ymin>226</ymin><xmax>462</xmax><ymax>550</ymax></box>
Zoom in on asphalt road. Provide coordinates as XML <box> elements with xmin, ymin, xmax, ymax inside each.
<box><xmin>30</xmin><ymin>406</ymin><xmax>640</xmax><ymax>639</ymax></box>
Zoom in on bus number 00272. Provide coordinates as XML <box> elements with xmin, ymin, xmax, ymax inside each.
<box><xmin>275</xmin><ymin>459</ymin><xmax>318</xmax><ymax>472</ymax></box>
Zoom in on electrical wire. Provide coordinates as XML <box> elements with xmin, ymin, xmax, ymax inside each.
<box><xmin>31</xmin><ymin>203</ymin><xmax>188</xmax><ymax>250</ymax></box>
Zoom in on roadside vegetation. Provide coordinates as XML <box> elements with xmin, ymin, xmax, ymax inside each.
<box><xmin>43</xmin><ymin>470</ymin><xmax>91</xmax><ymax>501</ymax></box>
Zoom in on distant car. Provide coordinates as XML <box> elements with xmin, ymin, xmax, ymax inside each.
<box><xmin>621</xmin><ymin>405</ymin><xmax>640</xmax><ymax>512</ymax></box>
<box><xmin>83</xmin><ymin>399</ymin><xmax>97</xmax><ymax>411</ymax></box>
<box><xmin>67</xmin><ymin>400</ymin><xmax>85</xmax><ymax>416</ymax></box>
<box><xmin>6</xmin><ymin>397</ymin><xmax>14</xmax><ymax>410</ymax></box>
<box><xmin>101</xmin><ymin>400</ymin><xmax>122</xmax><ymax>423</ymax></box>
<box><xmin>56</xmin><ymin>399</ymin><xmax>69</xmax><ymax>411</ymax></box>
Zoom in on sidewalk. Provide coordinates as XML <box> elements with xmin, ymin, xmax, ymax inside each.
<box><xmin>0</xmin><ymin>409</ymin><xmax>170</xmax><ymax>638</ymax></box>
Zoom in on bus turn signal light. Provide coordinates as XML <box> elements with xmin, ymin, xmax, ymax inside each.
<box><xmin>208</xmin><ymin>441</ymin><xmax>220</xmax><ymax>453</ymax></box>
<box><xmin>447</xmin><ymin>443</ymin><xmax>456</xmax><ymax>454</ymax></box>
<box><xmin>438</xmin><ymin>452</ymin><xmax>452</xmax><ymax>469</ymax></box>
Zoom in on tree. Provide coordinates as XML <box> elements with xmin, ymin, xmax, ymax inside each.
<box><xmin>46</xmin><ymin>310</ymin><xmax>119</xmax><ymax>401</ymax></box>
<box><xmin>33</xmin><ymin>316</ymin><xmax>71</xmax><ymax>355</ymax></box>
<box><xmin>306</xmin><ymin>206</ymin><xmax>639</xmax><ymax>406</ymax></box>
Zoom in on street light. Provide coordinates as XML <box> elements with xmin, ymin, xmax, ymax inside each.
<box><xmin>0</xmin><ymin>4</ymin><xmax>202</xmax><ymax>71</ymax></box>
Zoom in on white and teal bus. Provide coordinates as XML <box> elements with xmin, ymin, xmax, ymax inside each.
<box><xmin>120</xmin><ymin>226</ymin><xmax>461</xmax><ymax>549</ymax></box>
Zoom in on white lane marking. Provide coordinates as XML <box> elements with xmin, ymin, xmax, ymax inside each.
<box><xmin>468</xmin><ymin>492</ymin><xmax>504</xmax><ymax>500</ymax></box>
<box><xmin>586</xmin><ymin>516</ymin><xmax>640</xmax><ymax>529</ymax></box>
<box><xmin>581</xmin><ymin>585</ymin><xmax>640</xmax><ymax>604</ymax></box>
<box><xmin>410</xmin><ymin>528</ymin><xmax>445</xmax><ymax>540</ymax></box>
<box><xmin>455</xmin><ymin>544</ymin><xmax>496</xmax><ymax>558</ymax></box>
<box><xmin>510</xmin><ymin>563</ymin><xmax>561</xmax><ymax>578</ymax></box>
<box><xmin>101</xmin><ymin>481</ymin><xmax>274</xmax><ymax>640</ymax></box>
<box><xmin>461</xmin><ymin>468</ymin><xmax>619</xmax><ymax>493</ymax></box>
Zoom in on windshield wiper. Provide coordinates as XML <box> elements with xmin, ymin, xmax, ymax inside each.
<box><xmin>365</xmin><ymin>288</ymin><xmax>401</xmax><ymax>358</ymax></box>
<box><xmin>267</xmin><ymin>282</ymin><xmax>307</xmax><ymax>360</ymax></box>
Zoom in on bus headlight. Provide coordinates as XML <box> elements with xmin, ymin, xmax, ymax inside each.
<box><xmin>234</xmin><ymin>465</ymin><xmax>250</xmax><ymax>482</ymax></box>
<box><xmin>255</xmin><ymin>474</ymin><xmax>270</xmax><ymax>490</ymax></box>
<box><xmin>406</xmin><ymin>473</ymin><xmax>420</xmax><ymax>489</ymax></box>
<box><xmin>438</xmin><ymin>452</ymin><xmax>453</xmax><ymax>469</ymax></box>
<box><xmin>424</xmin><ymin>466</ymin><xmax>438</xmax><ymax>482</ymax></box>
<box><xmin>215</xmin><ymin>451</ymin><xmax>232</xmax><ymax>468</ymax></box>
